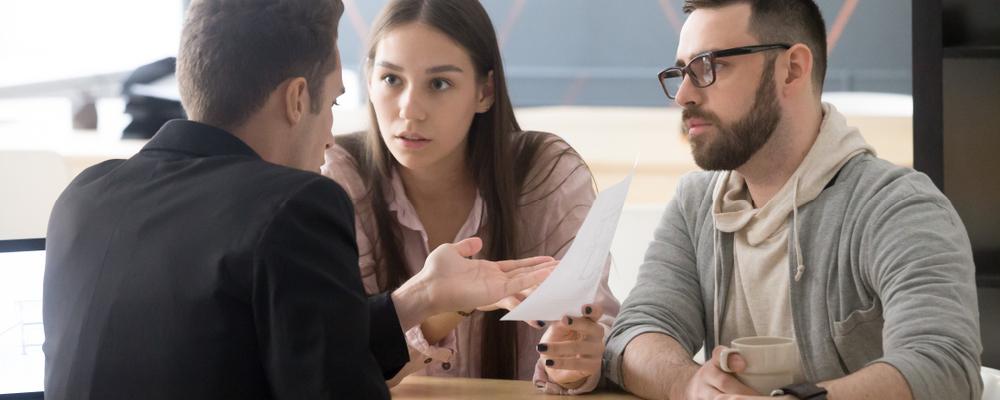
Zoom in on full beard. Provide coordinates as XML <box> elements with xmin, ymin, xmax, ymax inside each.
<box><xmin>684</xmin><ymin>59</ymin><xmax>782</xmax><ymax>171</ymax></box>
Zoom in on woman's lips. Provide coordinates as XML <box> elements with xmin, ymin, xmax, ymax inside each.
<box><xmin>394</xmin><ymin>132</ymin><xmax>431</xmax><ymax>149</ymax></box>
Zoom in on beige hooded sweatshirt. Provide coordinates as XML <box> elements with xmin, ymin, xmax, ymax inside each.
<box><xmin>711</xmin><ymin>103</ymin><xmax>875</xmax><ymax>378</ymax></box>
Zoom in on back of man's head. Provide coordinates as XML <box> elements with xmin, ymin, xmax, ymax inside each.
<box><xmin>683</xmin><ymin>0</ymin><xmax>827</xmax><ymax>93</ymax></box>
<box><xmin>177</xmin><ymin>0</ymin><xmax>345</xmax><ymax>130</ymax></box>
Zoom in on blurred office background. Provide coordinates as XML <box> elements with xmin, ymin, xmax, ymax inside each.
<box><xmin>1</xmin><ymin>1</ymin><xmax>998</xmax><ymax>395</ymax></box>
<box><xmin>0</xmin><ymin>0</ymin><xmax>916</xmax><ymax>213</ymax></box>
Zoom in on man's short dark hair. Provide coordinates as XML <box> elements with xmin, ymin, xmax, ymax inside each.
<box><xmin>683</xmin><ymin>0</ymin><xmax>827</xmax><ymax>92</ymax></box>
<box><xmin>178</xmin><ymin>0</ymin><xmax>345</xmax><ymax>129</ymax></box>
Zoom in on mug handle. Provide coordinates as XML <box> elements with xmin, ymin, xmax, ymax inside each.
<box><xmin>719</xmin><ymin>348</ymin><xmax>741</xmax><ymax>373</ymax></box>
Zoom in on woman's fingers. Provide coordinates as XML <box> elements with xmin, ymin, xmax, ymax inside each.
<box><xmin>537</xmin><ymin>339</ymin><xmax>603</xmax><ymax>358</ymax></box>
<box><xmin>538</xmin><ymin>355</ymin><xmax>601</xmax><ymax>372</ymax></box>
<box><xmin>526</xmin><ymin>320</ymin><xmax>546</xmax><ymax>330</ymax></box>
<box><xmin>581</xmin><ymin>303</ymin><xmax>604</xmax><ymax>322</ymax></box>
<box><xmin>553</xmin><ymin>314</ymin><xmax>605</xmax><ymax>341</ymax></box>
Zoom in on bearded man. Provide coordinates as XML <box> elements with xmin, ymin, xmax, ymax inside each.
<box><xmin>602</xmin><ymin>1</ymin><xmax>983</xmax><ymax>400</ymax></box>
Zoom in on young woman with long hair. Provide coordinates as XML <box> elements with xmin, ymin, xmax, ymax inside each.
<box><xmin>321</xmin><ymin>0</ymin><xmax>618</xmax><ymax>393</ymax></box>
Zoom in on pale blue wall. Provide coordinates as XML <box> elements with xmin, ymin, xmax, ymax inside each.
<box><xmin>337</xmin><ymin>0</ymin><xmax>912</xmax><ymax>107</ymax></box>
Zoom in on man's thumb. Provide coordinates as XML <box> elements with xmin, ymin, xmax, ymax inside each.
<box><xmin>451</xmin><ymin>237</ymin><xmax>483</xmax><ymax>258</ymax></box>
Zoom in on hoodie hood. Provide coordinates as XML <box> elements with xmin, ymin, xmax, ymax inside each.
<box><xmin>712</xmin><ymin>103</ymin><xmax>875</xmax><ymax>241</ymax></box>
<box><xmin>712</xmin><ymin>103</ymin><xmax>874</xmax><ymax>283</ymax></box>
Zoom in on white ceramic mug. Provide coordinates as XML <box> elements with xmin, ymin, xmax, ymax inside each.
<box><xmin>719</xmin><ymin>336</ymin><xmax>798</xmax><ymax>394</ymax></box>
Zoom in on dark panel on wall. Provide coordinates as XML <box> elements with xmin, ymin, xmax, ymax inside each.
<box><xmin>914</xmin><ymin>0</ymin><xmax>1000</xmax><ymax>367</ymax></box>
<box><xmin>913</xmin><ymin>0</ymin><xmax>944</xmax><ymax>188</ymax></box>
<box><xmin>943</xmin><ymin>0</ymin><xmax>1000</xmax><ymax>46</ymax></box>
<box><xmin>943</xmin><ymin>58</ymin><xmax>1000</xmax><ymax>276</ymax></box>
<box><xmin>980</xmin><ymin>286</ymin><xmax>1000</xmax><ymax>368</ymax></box>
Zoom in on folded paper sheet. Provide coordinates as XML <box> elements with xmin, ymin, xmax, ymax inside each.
<box><xmin>502</xmin><ymin>172</ymin><xmax>633</xmax><ymax>321</ymax></box>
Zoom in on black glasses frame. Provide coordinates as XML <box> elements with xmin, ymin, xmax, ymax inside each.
<box><xmin>657</xmin><ymin>43</ymin><xmax>792</xmax><ymax>99</ymax></box>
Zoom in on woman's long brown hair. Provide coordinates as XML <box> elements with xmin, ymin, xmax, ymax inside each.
<box><xmin>338</xmin><ymin>0</ymin><xmax>586</xmax><ymax>379</ymax></box>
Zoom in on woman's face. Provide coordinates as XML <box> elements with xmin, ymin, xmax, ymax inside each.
<box><xmin>368</xmin><ymin>22</ymin><xmax>494</xmax><ymax>172</ymax></box>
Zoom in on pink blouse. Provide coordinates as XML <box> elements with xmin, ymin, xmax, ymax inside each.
<box><xmin>320</xmin><ymin>135</ymin><xmax>619</xmax><ymax>394</ymax></box>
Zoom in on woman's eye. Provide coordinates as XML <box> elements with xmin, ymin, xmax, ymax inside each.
<box><xmin>382</xmin><ymin>74</ymin><xmax>401</xmax><ymax>86</ymax></box>
<box><xmin>430</xmin><ymin>78</ymin><xmax>452</xmax><ymax>91</ymax></box>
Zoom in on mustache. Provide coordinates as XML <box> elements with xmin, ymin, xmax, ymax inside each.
<box><xmin>681</xmin><ymin>107</ymin><xmax>722</xmax><ymax>126</ymax></box>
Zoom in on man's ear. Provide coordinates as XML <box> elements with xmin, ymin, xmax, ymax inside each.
<box><xmin>476</xmin><ymin>70</ymin><xmax>496</xmax><ymax>114</ymax></box>
<box><xmin>283</xmin><ymin>77</ymin><xmax>309</xmax><ymax>125</ymax></box>
<box><xmin>781</xmin><ymin>43</ymin><xmax>815</xmax><ymax>97</ymax></box>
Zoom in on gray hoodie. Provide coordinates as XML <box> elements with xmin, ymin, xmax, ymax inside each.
<box><xmin>604</xmin><ymin>106</ymin><xmax>983</xmax><ymax>400</ymax></box>
<box><xmin>712</xmin><ymin>104</ymin><xmax>875</xmax><ymax>381</ymax></box>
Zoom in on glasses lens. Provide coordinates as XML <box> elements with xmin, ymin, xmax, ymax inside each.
<box><xmin>691</xmin><ymin>55</ymin><xmax>714</xmax><ymax>87</ymax></box>
<box><xmin>660</xmin><ymin>68</ymin><xmax>684</xmax><ymax>99</ymax></box>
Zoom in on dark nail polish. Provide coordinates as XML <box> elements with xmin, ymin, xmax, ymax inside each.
<box><xmin>585</xmin><ymin>306</ymin><xmax>593</xmax><ymax>315</ymax></box>
<box><xmin>537</xmin><ymin>320</ymin><xmax>546</xmax><ymax>327</ymax></box>
<box><xmin>545</xmin><ymin>359</ymin><xmax>555</xmax><ymax>367</ymax></box>
<box><xmin>537</xmin><ymin>343</ymin><xmax>548</xmax><ymax>352</ymax></box>
<box><xmin>567</xmin><ymin>317</ymin><xmax>573</xmax><ymax>325</ymax></box>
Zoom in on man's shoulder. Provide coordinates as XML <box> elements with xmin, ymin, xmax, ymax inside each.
<box><xmin>70</xmin><ymin>158</ymin><xmax>127</xmax><ymax>185</ymax></box>
<box><xmin>839</xmin><ymin>153</ymin><xmax>947</xmax><ymax>205</ymax></box>
<box><xmin>151</xmin><ymin>157</ymin><xmax>354</xmax><ymax>250</ymax></box>
<box><xmin>230</xmin><ymin>160</ymin><xmax>351</xmax><ymax>208</ymax></box>
<box><xmin>675</xmin><ymin>170</ymin><xmax>720</xmax><ymax>204</ymax></box>
<box><xmin>79</xmin><ymin>152</ymin><xmax>349</xmax><ymax>215</ymax></box>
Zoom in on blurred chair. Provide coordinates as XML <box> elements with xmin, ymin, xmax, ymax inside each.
<box><xmin>984</xmin><ymin>366</ymin><xmax>1000</xmax><ymax>400</ymax></box>
<box><xmin>0</xmin><ymin>150</ymin><xmax>70</xmax><ymax>240</ymax></box>
<box><xmin>16</xmin><ymin>300</ymin><xmax>43</xmax><ymax>355</ymax></box>
<box><xmin>610</xmin><ymin>203</ymin><xmax>707</xmax><ymax>363</ymax></box>
<box><xmin>609</xmin><ymin>203</ymin><xmax>666</xmax><ymax>302</ymax></box>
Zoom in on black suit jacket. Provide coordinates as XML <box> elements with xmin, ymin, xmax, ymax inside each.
<box><xmin>43</xmin><ymin>120</ymin><xmax>408</xmax><ymax>399</ymax></box>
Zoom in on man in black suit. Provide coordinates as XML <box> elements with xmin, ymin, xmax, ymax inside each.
<box><xmin>42</xmin><ymin>1</ymin><xmax>553</xmax><ymax>399</ymax></box>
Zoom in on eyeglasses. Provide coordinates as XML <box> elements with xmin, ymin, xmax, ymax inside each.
<box><xmin>657</xmin><ymin>43</ymin><xmax>791</xmax><ymax>99</ymax></box>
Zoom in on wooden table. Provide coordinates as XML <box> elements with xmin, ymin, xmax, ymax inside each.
<box><xmin>391</xmin><ymin>375</ymin><xmax>641</xmax><ymax>399</ymax></box>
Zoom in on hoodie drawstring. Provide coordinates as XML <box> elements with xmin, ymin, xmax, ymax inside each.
<box><xmin>712</xmin><ymin>216</ymin><xmax>723</xmax><ymax>348</ymax></box>
<box><xmin>791</xmin><ymin>176</ymin><xmax>806</xmax><ymax>282</ymax></box>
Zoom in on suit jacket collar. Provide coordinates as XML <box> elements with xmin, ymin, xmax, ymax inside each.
<box><xmin>142</xmin><ymin>119</ymin><xmax>261</xmax><ymax>159</ymax></box>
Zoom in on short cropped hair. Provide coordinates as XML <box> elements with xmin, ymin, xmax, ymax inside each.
<box><xmin>178</xmin><ymin>0</ymin><xmax>345</xmax><ymax>129</ymax></box>
<box><xmin>683</xmin><ymin>0</ymin><xmax>827</xmax><ymax>91</ymax></box>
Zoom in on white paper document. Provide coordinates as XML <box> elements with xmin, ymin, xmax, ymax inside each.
<box><xmin>502</xmin><ymin>172</ymin><xmax>633</xmax><ymax>322</ymax></box>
